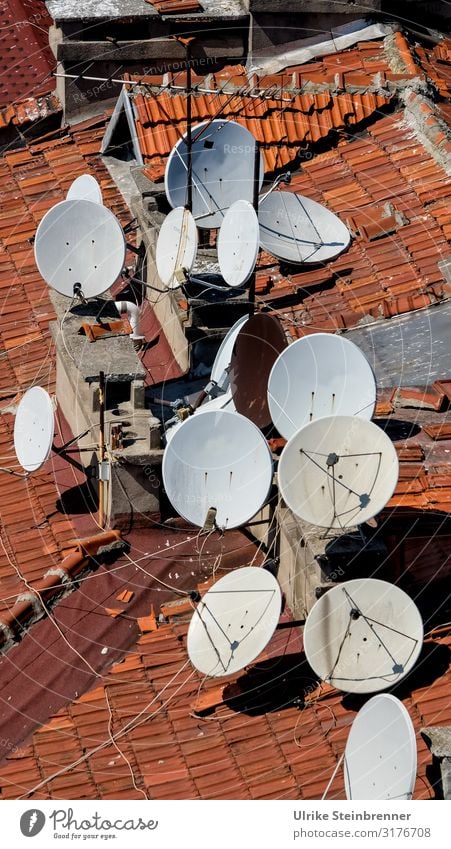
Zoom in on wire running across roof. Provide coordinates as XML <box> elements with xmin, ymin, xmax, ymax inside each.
<box><xmin>0</xmin><ymin>580</ymin><xmax>448</xmax><ymax>800</ymax></box>
<box><xmin>0</xmin><ymin>115</ymin><xmax>176</xmax><ymax>614</ymax></box>
<box><xmin>0</xmin><ymin>21</ymin><xmax>450</xmax><ymax>807</ymax></box>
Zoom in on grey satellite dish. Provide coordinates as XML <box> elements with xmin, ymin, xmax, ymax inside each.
<box><xmin>67</xmin><ymin>174</ymin><xmax>103</xmax><ymax>205</ymax></box>
<box><xmin>165</xmin><ymin>119</ymin><xmax>264</xmax><ymax>229</ymax></box>
<box><xmin>13</xmin><ymin>386</ymin><xmax>54</xmax><ymax>472</ymax></box>
<box><xmin>156</xmin><ymin>206</ymin><xmax>198</xmax><ymax>288</ymax></box>
<box><xmin>345</xmin><ymin>694</ymin><xmax>417</xmax><ymax>799</ymax></box>
<box><xmin>278</xmin><ymin>416</ymin><xmax>399</xmax><ymax>529</ymax></box>
<box><xmin>34</xmin><ymin>199</ymin><xmax>126</xmax><ymax>298</ymax></box>
<box><xmin>210</xmin><ymin>315</ymin><xmax>248</xmax><ymax>389</ymax></box>
<box><xmin>187</xmin><ymin>566</ymin><xmax>282</xmax><ymax>676</ymax></box>
<box><xmin>162</xmin><ymin>409</ymin><xmax>273</xmax><ymax>529</ymax></box>
<box><xmin>268</xmin><ymin>333</ymin><xmax>376</xmax><ymax>440</ymax></box>
<box><xmin>259</xmin><ymin>191</ymin><xmax>350</xmax><ymax>263</ymax></box>
<box><xmin>217</xmin><ymin>200</ymin><xmax>259</xmax><ymax>288</ymax></box>
<box><xmin>164</xmin><ymin>390</ymin><xmax>234</xmax><ymax>444</ymax></box>
<box><xmin>303</xmin><ymin>579</ymin><xmax>423</xmax><ymax>694</ymax></box>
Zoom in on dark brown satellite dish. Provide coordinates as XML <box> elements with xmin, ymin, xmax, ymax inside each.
<box><xmin>229</xmin><ymin>313</ymin><xmax>288</xmax><ymax>429</ymax></box>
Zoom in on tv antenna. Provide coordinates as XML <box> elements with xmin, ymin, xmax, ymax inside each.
<box><xmin>268</xmin><ymin>333</ymin><xmax>376</xmax><ymax>440</ymax></box>
<box><xmin>344</xmin><ymin>694</ymin><xmax>417</xmax><ymax>799</ymax></box>
<box><xmin>187</xmin><ymin>566</ymin><xmax>282</xmax><ymax>676</ymax></box>
<box><xmin>165</xmin><ymin>119</ymin><xmax>264</xmax><ymax>229</ymax></box>
<box><xmin>162</xmin><ymin>409</ymin><xmax>273</xmax><ymax>530</ymax></box>
<box><xmin>278</xmin><ymin>415</ymin><xmax>399</xmax><ymax>530</ymax></box>
<box><xmin>217</xmin><ymin>200</ymin><xmax>260</xmax><ymax>289</ymax></box>
<box><xmin>12</xmin><ymin>375</ymin><xmax>111</xmax><ymax>529</ymax></box>
<box><xmin>156</xmin><ymin>206</ymin><xmax>198</xmax><ymax>289</ymax></box>
<box><xmin>67</xmin><ymin>174</ymin><xmax>103</xmax><ymax>205</ymax></box>
<box><xmin>303</xmin><ymin>578</ymin><xmax>423</xmax><ymax>693</ymax></box>
<box><xmin>259</xmin><ymin>191</ymin><xmax>350</xmax><ymax>264</ymax></box>
<box><xmin>34</xmin><ymin>199</ymin><xmax>126</xmax><ymax>301</ymax></box>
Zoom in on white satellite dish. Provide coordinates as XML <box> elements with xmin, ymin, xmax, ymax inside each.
<box><xmin>164</xmin><ymin>390</ymin><xmax>234</xmax><ymax>444</ymax></box>
<box><xmin>67</xmin><ymin>174</ymin><xmax>103</xmax><ymax>205</ymax></box>
<box><xmin>162</xmin><ymin>409</ymin><xmax>273</xmax><ymax>529</ymax></box>
<box><xmin>210</xmin><ymin>315</ymin><xmax>248</xmax><ymax>389</ymax></box>
<box><xmin>303</xmin><ymin>579</ymin><xmax>423</xmax><ymax>694</ymax></box>
<box><xmin>165</xmin><ymin>119</ymin><xmax>264</xmax><ymax>229</ymax></box>
<box><xmin>268</xmin><ymin>333</ymin><xmax>376</xmax><ymax>440</ymax></box>
<box><xmin>34</xmin><ymin>199</ymin><xmax>126</xmax><ymax>298</ymax></box>
<box><xmin>187</xmin><ymin>566</ymin><xmax>282</xmax><ymax>676</ymax></box>
<box><xmin>344</xmin><ymin>694</ymin><xmax>417</xmax><ymax>799</ymax></box>
<box><xmin>217</xmin><ymin>200</ymin><xmax>259</xmax><ymax>288</ymax></box>
<box><xmin>259</xmin><ymin>191</ymin><xmax>350</xmax><ymax>263</ymax></box>
<box><xmin>156</xmin><ymin>206</ymin><xmax>198</xmax><ymax>288</ymax></box>
<box><xmin>278</xmin><ymin>416</ymin><xmax>399</xmax><ymax>529</ymax></box>
<box><xmin>13</xmin><ymin>386</ymin><xmax>54</xmax><ymax>473</ymax></box>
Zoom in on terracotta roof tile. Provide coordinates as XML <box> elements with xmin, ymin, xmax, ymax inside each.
<box><xmin>414</xmin><ymin>39</ymin><xmax>451</xmax><ymax>99</ymax></box>
<box><xmin>123</xmin><ymin>37</ymin><xmax>409</xmax><ymax>176</ymax></box>
<box><xmin>145</xmin><ymin>0</ymin><xmax>203</xmax><ymax>12</ymax></box>
<box><xmin>0</xmin><ymin>583</ymin><xmax>448</xmax><ymax>800</ymax></box>
<box><xmin>0</xmin><ymin>116</ymin><xmax>181</xmax><ymax>620</ymax></box>
<box><xmin>250</xmin><ymin>110</ymin><xmax>450</xmax><ymax>332</ymax></box>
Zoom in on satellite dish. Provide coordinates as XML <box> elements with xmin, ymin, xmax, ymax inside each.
<box><xmin>67</xmin><ymin>174</ymin><xmax>103</xmax><ymax>205</ymax></box>
<box><xmin>34</xmin><ymin>199</ymin><xmax>126</xmax><ymax>298</ymax></box>
<box><xmin>164</xmin><ymin>390</ymin><xmax>234</xmax><ymax>444</ymax></box>
<box><xmin>13</xmin><ymin>386</ymin><xmax>54</xmax><ymax>472</ymax></box>
<box><xmin>187</xmin><ymin>566</ymin><xmax>282</xmax><ymax>676</ymax></box>
<box><xmin>217</xmin><ymin>200</ymin><xmax>259</xmax><ymax>288</ymax></box>
<box><xmin>162</xmin><ymin>410</ymin><xmax>273</xmax><ymax>529</ymax></box>
<box><xmin>230</xmin><ymin>313</ymin><xmax>287</xmax><ymax>429</ymax></box>
<box><xmin>344</xmin><ymin>694</ymin><xmax>417</xmax><ymax>799</ymax></box>
<box><xmin>165</xmin><ymin>119</ymin><xmax>264</xmax><ymax>229</ymax></box>
<box><xmin>278</xmin><ymin>416</ymin><xmax>398</xmax><ymax>529</ymax></box>
<box><xmin>303</xmin><ymin>579</ymin><xmax>423</xmax><ymax>694</ymax></box>
<box><xmin>259</xmin><ymin>192</ymin><xmax>350</xmax><ymax>264</ymax></box>
<box><xmin>198</xmin><ymin>390</ymin><xmax>235</xmax><ymax>413</ymax></box>
<box><xmin>210</xmin><ymin>315</ymin><xmax>248</xmax><ymax>389</ymax></box>
<box><xmin>156</xmin><ymin>206</ymin><xmax>198</xmax><ymax>288</ymax></box>
<box><xmin>268</xmin><ymin>333</ymin><xmax>376</xmax><ymax>440</ymax></box>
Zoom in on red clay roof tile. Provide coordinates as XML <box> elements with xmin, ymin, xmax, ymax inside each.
<box><xmin>123</xmin><ymin>39</ymin><xmax>402</xmax><ymax>175</ymax></box>
<box><xmin>0</xmin><ymin>584</ymin><xmax>448</xmax><ymax>801</ymax></box>
<box><xmin>145</xmin><ymin>0</ymin><xmax>203</xmax><ymax>12</ymax></box>
<box><xmin>0</xmin><ymin>115</ymin><xmax>182</xmax><ymax>621</ymax></box>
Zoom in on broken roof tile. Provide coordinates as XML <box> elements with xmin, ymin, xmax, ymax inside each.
<box><xmin>0</xmin><ymin>1</ymin><xmax>56</xmax><ymax>113</ymax></box>
<box><xmin>145</xmin><ymin>0</ymin><xmax>203</xmax><ymax>12</ymax></box>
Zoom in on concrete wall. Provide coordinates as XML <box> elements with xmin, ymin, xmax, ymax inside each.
<box><xmin>48</xmin><ymin>15</ymin><xmax>248</xmax><ymax>120</ymax></box>
<box><xmin>51</xmin><ymin>294</ymin><xmax>163</xmax><ymax>529</ymax></box>
<box><xmin>277</xmin><ymin>506</ymin><xmax>390</xmax><ymax>618</ymax></box>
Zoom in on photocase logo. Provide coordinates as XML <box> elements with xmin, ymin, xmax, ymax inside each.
<box><xmin>20</xmin><ymin>810</ymin><xmax>46</xmax><ymax>837</ymax></box>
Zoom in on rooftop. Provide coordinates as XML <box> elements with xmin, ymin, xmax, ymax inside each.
<box><xmin>0</xmin><ymin>16</ymin><xmax>450</xmax><ymax>802</ymax></box>
<box><xmin>0</xmin><ymin>113</ymin><xmax>179</xmax><ymax>619</ymax></box>
<box><xmin>0</xmin><ymin>579</ymin><xmax>448</xmax><ymax>800</ymax></box>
